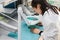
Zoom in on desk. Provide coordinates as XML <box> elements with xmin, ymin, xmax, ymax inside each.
<box><xmin>21</xmin><ymin>21</ymin><xmax>43</xmax><ymax>40</ymax></box>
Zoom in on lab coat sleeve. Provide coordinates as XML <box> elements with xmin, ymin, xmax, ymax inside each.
<box><xmin>41</xmin><ymin>23</ymin><xmax>58</xmax><ymax>40</ymax></box>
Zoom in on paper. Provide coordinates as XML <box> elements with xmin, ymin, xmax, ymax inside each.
<box><xmin>0</xmin><ymin>4</ymin><xmax>4</xmax><ymax>12</ymax></box>
<box><xmin>4</xmin><ymin>0</ymin><xmax>12</xmax><ymax>6</ymax></box>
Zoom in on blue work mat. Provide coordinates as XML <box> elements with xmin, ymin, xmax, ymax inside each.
<box><xmin>21</xmin><ymin>21</ymin><xmax>44</xmax><ymax>40</ymax></box>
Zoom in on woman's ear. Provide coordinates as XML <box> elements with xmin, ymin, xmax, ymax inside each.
<box><xmin>46</xmin><ymin>7</ymin><xmax>49</xmax><ymax>10</ymax></box>
<box><xmin>59</xmin><ymin>8</ymin><xmax>60</xmax><ymax>11</ymax></box>
<box><xmin>37</xmin><ymin>4</ymin><xmax>41</xmax><ymax>9</ymax></box>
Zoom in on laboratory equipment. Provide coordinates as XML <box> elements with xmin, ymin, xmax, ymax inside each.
<box><xmin>18</xmin><ymin>1</ymin><xmax>44</xmax><ymax>40</ymax></box>
<box><xmin>27</xmin><ymin>17</ymin><xmax>38</xmax><ymax>21</ymax></box>
<box><xmin>21</xmin><ymin>20</ymin><xmax>43</xmax><ymax>40</ymax></box>
<box><xmin>4</xmin><ymin>0</ymin><xmax>17</xmax><ymax>8</ymax></box>
<box><xmin>0</xmin><ymin>15</ymin><xmax>18</xmax><ymax>40</ymax></box>
<box><xmin>21</xmin><ymin>5</ymin><xmax>34</xmax><ymax>16</ymax></box>
<box><xmin>0</xmin><ymin>0</ymin><xmax>17</xmax><ymax>18</ymax></box>
<box><xmin>8</xmin><ymin>32</ymin><xmax>17</xmax><ymax>39</ymax></box>
<box><xmin>0</xmin><ymin>0</ymin><xmax>18</xmax><ymax>40</ymax></box>
<box><xmin>0</xmin><ymin>3</ymin><xmax>4</xmax><ymax>12</ymax></box>
<box><xmin>0</xmin><ymin>17</ymin><xmax>18</xmax><ymax>40</ymax></box>
<box><xmin>26</xmin><ymin>16</ymin><xmax>41</xmax><ymax>25</ymax></box>
<box><xmin>18</xmin><ymin>6</ymin><xmax>40</xmax><ymax>26</ymax></box>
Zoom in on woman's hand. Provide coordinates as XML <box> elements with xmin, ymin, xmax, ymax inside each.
<box><xmin>36</xmin><ymin>22</ymin><xmax>43</xmax><ymax>26</ymax></box>
<box><xmin>31</xmin><ymin>28</ymin><xmax>40</xmax><ymax>34</ymax></box>
<box><xmin>39</xmin><ymin>36</ymin><xmax>43</xmax><ymax>40</ymax></box>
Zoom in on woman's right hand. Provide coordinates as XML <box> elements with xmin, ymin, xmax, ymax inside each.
<box><xmin>39</xmin><ymin>36</ymin><xmax>43</xmax><ymax>40</ymax></box>
<box><xmin>31</xmin><ymin>28</ymin><xmax>41</xmax><ymax>34</ymax></box>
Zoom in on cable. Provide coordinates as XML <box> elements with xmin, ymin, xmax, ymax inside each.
<box><xmin>0</xmin><ymin>12</ymin><xmax>18</xmax><ymax>22</ymax></box>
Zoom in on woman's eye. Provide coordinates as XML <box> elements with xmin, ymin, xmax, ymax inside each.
<box><xmin>34</xmin><ymin>13</ymin><xmax>39</xmax><ymax>15</ymax></box>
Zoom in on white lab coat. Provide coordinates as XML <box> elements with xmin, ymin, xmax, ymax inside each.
<box><xmin>56</xmin><ymin>9</ymin><xmax>60</xmax><ymax>40</ymax></box>
<box><xmin>41</xmin><ymin>9</ymin><xmax>60</xmax><ymax>40</ymax></box>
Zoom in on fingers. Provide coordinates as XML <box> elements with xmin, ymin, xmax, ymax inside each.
<box><xmin>30</xmin><ymin>28</ymin><xmax>40</xmax><ymax>34</ymax></box>
<box><xmin>39</xmin><ymin>36</ymin><xmax>43</xmax><ymax>40</ymax></box>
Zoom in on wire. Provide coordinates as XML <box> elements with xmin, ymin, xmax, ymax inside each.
<box><xmin>0</xmin><ymin>12</ymin><xmax>18</xmax><ymax>22</ymax></box>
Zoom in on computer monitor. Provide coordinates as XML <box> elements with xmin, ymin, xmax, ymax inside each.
<box><xmin>4</xmin><ymin>0</ymin><xmax>23</xmax><ymax>8</ymax></box>
<box><xmin>4</xmin><ymin>1</ymin><xmax>17</xmax><ymax>9</ymax></box>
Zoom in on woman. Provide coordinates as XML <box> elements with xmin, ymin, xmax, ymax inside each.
<box><xmin>31</xmin><ymin>0</ymin><xmax>59</xmax><ymax>40</ymax></box>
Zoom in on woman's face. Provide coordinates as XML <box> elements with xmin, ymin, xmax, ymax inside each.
<box><xmin>33</xmin><ymin>4</ymin><xmax>42</xmax><ymax>14</ymax></box>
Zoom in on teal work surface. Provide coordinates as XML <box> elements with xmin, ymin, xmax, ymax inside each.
<box><xmin>21</xmin><ymin>21</ymin><xmax>44</xmax><ymax>40</ymax></box>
